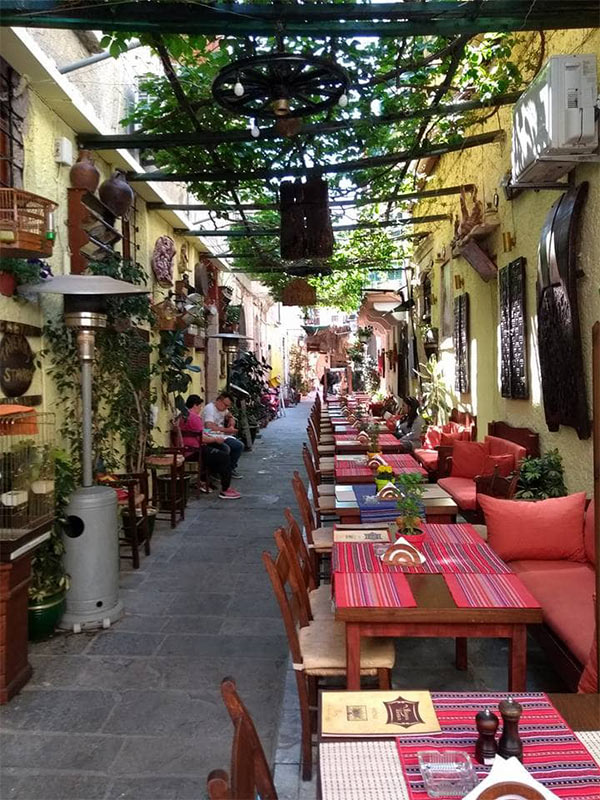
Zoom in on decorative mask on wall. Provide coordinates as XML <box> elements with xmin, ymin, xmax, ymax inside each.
<box><xmin>151</xmin><ymin>236</ymin><xmax>176</xmax><ymax>287</ymax></box>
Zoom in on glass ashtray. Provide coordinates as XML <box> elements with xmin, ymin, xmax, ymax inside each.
<box><xmin>418</xmin><ymin>750</ymin><xmax>477</xmax><ymax>797</ymax></box>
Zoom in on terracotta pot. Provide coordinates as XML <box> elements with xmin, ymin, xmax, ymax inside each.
<box><xmin>69</xmin><ymin>149</ymin><xmax>100</xmax><ymax>192</ymax></box>
<box><xmin>0</xmin><ymin>272</ymin><xmax>16</xmax><ymax>297</ymax></box>
<box><xmin>99</xmin><ymin>169</ymin><xmax>134</xmax><ymax>218</ymax></box>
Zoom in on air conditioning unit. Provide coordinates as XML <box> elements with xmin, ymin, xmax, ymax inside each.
<box><xmin>512</xmin><ymin>54</ymin><xmax>598</xmax><ymax>184</ymax></box>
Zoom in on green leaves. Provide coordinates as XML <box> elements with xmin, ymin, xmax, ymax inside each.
<box><xmin>515</xmin><ymin>449</ymin><xmax>568</xmax><ymax>500</ymax></box>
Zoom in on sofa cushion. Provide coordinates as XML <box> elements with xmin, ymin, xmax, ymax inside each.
<box><xmin>450</xmin><ymin>441</ymin><xmax>489</xmax><ymax>479</ymax></box>
<box><xmin>414</xmin><ymin>448</ymin><xmax>439</xmax><ymax>470</ymax></box>
<box><xmin>479</xmin><ymin>493</ymin><xmax>587</xmax><ymax>562</ymax></box>
<box><xmin>508</xmin><ymin>559</ymin><xmax>588</xmax><ymax>574</ymax></box>
<box><xmin>440</xmin><ymin>432</ymin><xmax>463</xmax><ymax>446</ymax></box>
<box><xmin>423</xmin><ymin>426</ymin><xmax>442</xmax><ymax>449</ymax></box>
<box><xmin>438</xmin><ymin>477</ymin><xmax>477</xmax><ymax>511</ymax></box>
<box><xmin>482</xmin><ymin>454</ymin><xmax>515</xmax><ymax>477</ymax></box>
<box><xmin>584</xmin><ymin>500</ymin><xmax>595</xmax><ymax>565</ymax></box>
<box><xmin>485</xmin><ymin>435</ymin><xmax>527</xmax><ymax>467</ymax></box>
<box><xmin>512</xmin><ymin>563</ymin><xmax>595</xmax><ymax>665</ymax></box>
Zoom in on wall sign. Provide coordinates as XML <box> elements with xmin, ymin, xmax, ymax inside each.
<box><xmin>0</xmin><ymin>330</ymin><xmax>35</xmax><ymax>397</ymax></box>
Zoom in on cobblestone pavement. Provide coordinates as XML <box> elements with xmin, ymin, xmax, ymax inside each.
<box><xmin>1</xmin><ymin>401</ymin><xmax>310</xmax><ymax>800</ymax></box>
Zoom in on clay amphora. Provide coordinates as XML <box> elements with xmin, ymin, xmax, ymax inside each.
<box><xmin>99</xmin><ymin>169</ymin><xmax>134</xmax><ymax>218</ymax></box>
<box><xmin>69</xmin><ymin>149</ymin><xmax>100</xmax><ymax>192</ymax></box>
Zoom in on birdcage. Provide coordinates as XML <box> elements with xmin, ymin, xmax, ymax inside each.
<box><xmin>0</xmin><ymin>409</ymin><xmax>56</xmax><ymax>538</ymax></box>
<box><xmin>0</xmin><ymin>188</ymin><xmax>57</xmax><ymax>258</ymax></box>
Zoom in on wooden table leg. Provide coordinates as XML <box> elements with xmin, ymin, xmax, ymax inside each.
<box><xmin>508</xmin><ymin>625</ymin><xmax>527</xmax><ymax>692</ymax></box>
<box><xmin>455</xmin><ymin>637</ymin><xmax>468</xmax><ymax>670</ymax></box>
<box><xmin>345</xmin><ymin>623</ymin><xmax>362</xmax><ymax>690</ymax></box>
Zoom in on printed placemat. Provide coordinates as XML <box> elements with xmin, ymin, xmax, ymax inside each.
<box><xmin>335</xmin><ymin>571</ymin><xmax>417</xmax><ymax>608</ymax></box>
<box><xmin>444</xmin><ymin>572</ymin><xmax>541</xmax><ymax>608</ymax></box>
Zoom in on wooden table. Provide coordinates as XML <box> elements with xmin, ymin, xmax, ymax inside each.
<box><xmin>334</xmin><ymin>453</ymin><xmax>426</xmax><ymax>485</ymax></box>
<box><xmin>335</xmin><ymin>437</ymin><xmax>406</xmax><ymax>455</ymax></box>
<box><xmin>318</xmin><ymin>691</ymin><xmax>600</xmax><ymax>800</ymax></box>
<box><xmin>334</xmin><ymin>483</ymin><xmax>458</xmax><ymax>524</ymax></box>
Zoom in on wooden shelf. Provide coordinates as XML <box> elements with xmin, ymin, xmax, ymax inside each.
<box><xmin>67</xmin><ymin>187</ymin><xmax>122</xmax><ymax>274</ymax></box>
<box><xmin>452</xmin><ymin>216</ymin><xmax>500</xmax><ymax>255</ymax></box>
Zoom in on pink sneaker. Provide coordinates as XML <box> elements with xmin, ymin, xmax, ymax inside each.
<box><xmin>219</xmin><ymin>488</ymin><xmax>241</xmax><ymax>499</ymax></box>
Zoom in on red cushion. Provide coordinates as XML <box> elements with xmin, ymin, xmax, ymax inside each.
<box><xmin>414</xmin><ymin>448</ymin><xmax>439</xmax><ymax>470</ymax></box>
<box><xmin>438</xmin><ymin>477</ymin><xmax>477</xmax><ymax>511</ymax></box>
<box><xmin>450</xmin><ymin>441</ymin><xmax>489</xmax><ymax>479</ymax></box>
<box><xmin>482</xmin><ymin>454</ymin><xmax>514</xmax><ymax>477</ymax></box>
<box><xmin>385</xmin><ymin>415</ymin><xmax>400</xmax><ymax>432</ymax></box>
<box><xmin>485</xmin><ymin>435</ymin><xmax>527</xmax><ymax>467</ymax></box>
<box><xmin>423</xmin><ymin>426</ymin><xmax>442</xmax><ymax>449</ymax></box>
<box><xmin>440</xmin><ymin>432</ymin><xmax>462</xmax><ymax>446</ymax></box>
<box><xmin>584</xmin><ymin>499</ymin><xmax>595</xmax><ymax>565</ymax></box>
<box><xmin>479</xmin><ymin>493</ymin><xmax>587</xmax><ymax>562</ymax></box>
<box><xmin>509</xmin><ymin>559</ymin><xmax>587</xmax><ymax>574</ymax></box>
<box><xmin>514</xmin><ymin>564</ymin><xmax>595</xmax><ymax>665</ymax></box>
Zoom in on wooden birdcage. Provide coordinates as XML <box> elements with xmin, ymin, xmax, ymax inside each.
<box><xmin>0</xmin><ymin>188</ymin><xmax>57</xmax><ymax>258</ymax></box>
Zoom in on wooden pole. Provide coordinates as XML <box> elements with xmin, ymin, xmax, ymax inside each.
<box><xmin>592</xmin><ymin>321</ymin><xmax>600</xmax><ymax>688</ymax></box>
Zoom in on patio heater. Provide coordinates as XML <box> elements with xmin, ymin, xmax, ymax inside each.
<box><xmin>21</xmin><ymin>275</ymin><xmax>148</xmax><ymax>631</ymax></box>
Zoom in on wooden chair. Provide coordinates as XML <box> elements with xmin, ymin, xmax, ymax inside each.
<box><xmin>292</xmin><ymin>470</ymin><xmax>333</xmax><ymax>576</ymax></box>
<box><xmin>302</xmin><ymin>442</ymin><xmax>335</xmax><ymax>496</ymax></box>
<box><xmin>301</xmin><ymin>444</ymin><xmax>336</xmax><ymax>526</ymax></box>
<box><xmin>308</xmin><ymin>416</ymin><xmax>334</xmax><ymax>450</ymax></box>
<box><xmin>279</xmin><ymin>514</ymin><xmax>333</xmax><ymax>621</ymax></box>
<box><xmin>146</xmin><ymin>447</ymin><xmax>187</xmax><ymax>528</ymax></box>
<box><xmin>263</xmin><ymin>535</ymin><xmax>394</xmax><ymax>780</ymax></box>
<box><xmin>206</xmin><ymin>677</ymin><xmax>278</xmax><ymax>800</ymax></box>
<box><xmin>106</xmin><ymin>472</ymin><xmax>151</xmax><ymax>569</ymax></box>
<box><xmin>306</xmin><ymin>425</ymin><xmax>335</xmax><ymax>478</ymax></box>
<box><xmin>170</xmin><ymin>424</ymin><xmax>208</xmax><ymax>495</ymax></box>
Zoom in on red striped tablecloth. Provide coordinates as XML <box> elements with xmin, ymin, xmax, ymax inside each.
<box><xmin>396</xmin><ymin>692</ymin><xmax>600</xmax><ymax>800</ymax></box>
<box><xmin>332</xmin><ymin>541</ymin><xmax>512</xmax><ymax>575</ymax></box>
<box><xmin>422</xmin><ymin>522</ymin><xmax>482</xmax><ymax>545</ymax></box>
<box><xmin>335</xmin><ymin>572</ymin><xmax>417</xmax><ymax>608</ymax></box>
<box><xmin>334</xmin><ymin>453</ymin><xmax>426</xmax><ymax>481</ymax></box>
<box><xmin>444</xmin><ymin>572</ymin><xmax>541</xmax><ymax>609</ymax></box>
<box><xmin>335</xmin><ymin>433</ymin><xmax>401</xmax><ymax>447</ymax></box>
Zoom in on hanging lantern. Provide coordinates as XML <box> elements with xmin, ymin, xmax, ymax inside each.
<box><xmin>280</xmin><ymin>176</ymin><xmax>334</xmax><ymax>259</ymax></box>
<box><xmin>282</xmin><ymin>278</ymin><xmax>317</xmax><ymax>306</ymax></box>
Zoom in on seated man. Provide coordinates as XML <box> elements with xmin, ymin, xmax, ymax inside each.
<box><xmin>202</xmin><ymin>391</ymin><xmax>244</xmax><ymax>479</ymax></box>
<box><xmin>179</xmin><ymin>394</ymin><xmax>241</xmax><ymax>500</ymax></box>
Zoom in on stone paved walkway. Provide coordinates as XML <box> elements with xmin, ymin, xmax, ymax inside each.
<box><xmin>1</xmin><ymin>400</ymin><xmax>310</xmax><ymax>800</ymax></box>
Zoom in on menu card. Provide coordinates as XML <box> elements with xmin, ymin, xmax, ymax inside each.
<box><xmin>321</xmin><ymin>690</ymin><xmax>441</xmax><ymax>737</ymax></box>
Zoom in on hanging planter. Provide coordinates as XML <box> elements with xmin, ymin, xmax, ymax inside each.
<box><xmin>151</xmin><ymin>297</ymin><xmax>178</xmax><ymax>331</ymax></box>
<box><xmin>282</xmin><ymin>278</ymin><xmax>317</xmax><ymax>306</ymax></box>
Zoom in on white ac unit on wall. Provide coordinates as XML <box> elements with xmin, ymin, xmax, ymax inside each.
<box><xmin>512</xmin><ymin>54</ymin><xmax>598</xmax><ymax>184</ymax></box>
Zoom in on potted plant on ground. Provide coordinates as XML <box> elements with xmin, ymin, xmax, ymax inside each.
<box><xmin>394</xmin><ymin>471</ymin><xmax>426</xmax><ymax>546</ymax></box>
<box><xmin>515</xmin><ymin>449</ymin><xmax>567</xmax><ymax>499</ymax></box>
<box><xmin>0</xmin><ymin>257</ymin><xmax>45</xmax><ymax>297</ymax></box>
<box><xmin>28</xmin><ymin>449</ymin><xmax>75</xmax><ymax>641</ymax></box>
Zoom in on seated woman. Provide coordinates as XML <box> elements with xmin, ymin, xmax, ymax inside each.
<box><xmin>179</xmin><ymin>395</ymin><xmax>241</xmax><ymax>500</ymax></box>
<box><xmin>394</xmin><ymin>396</ymin><xmax>425</xmax><ymax>453</ymax></box>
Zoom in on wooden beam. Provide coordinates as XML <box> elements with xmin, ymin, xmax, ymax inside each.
<box><xmin>175</xmin><ymin>215</ymin><xmax>447</xmax><ymax>237</ymax></box>
<box><xmin>79</xmin><ymin>94</ymin><xmax>521</xmax><ymax>151</ymax></box>
<box><xmin>147</xmin><ymin>185</ymin><xmax>474</xmax><ymax>211</ymax></box>
<box><xmin>129</xmin><ymin>131</ymin><xmax>504</xmax><ymax>183</ymax></box>
<box><xmin>2</xmin><ymin>2</ymin><xmax>597</xmax><ymax>37</ymax></box>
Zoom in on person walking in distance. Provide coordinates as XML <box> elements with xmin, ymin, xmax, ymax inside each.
<box><xmin>202</xmin><ymin>391</ymin><xmax>245</xmax><ymax>479</ymax></box>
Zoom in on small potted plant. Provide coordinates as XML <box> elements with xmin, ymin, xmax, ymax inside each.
<box><xmin>357</xmin><ymin>325</ymin><xmax>373</xmax><ymax>343</ymax></box>
<box><xmin>375</xmin><ymin>464</ymin><xmax>394</xmax><ymax>490</ymax></box>
<box><xmin>222</xmin><ymin>304</ymin><xmax>241</xmax><ymax>333</ymax></box>
<box><xmin>515</xmin><ymin>449</ymin><xmax>567</xmax><ymax>500</ymax></box>
<box><xmin>0</xmin><ymin>257</ymin><xmax>45</xmax><ymax>297</ymax></box>
<box><xmin>394</xmin><ymin>472</ymin><xmax>426</xmax><ymax>547</ymax></box>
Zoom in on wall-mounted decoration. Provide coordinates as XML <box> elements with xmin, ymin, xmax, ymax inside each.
<box><xmin>178</xmin><ymin>242</ymin><xmax>189</xmax><ymax>276</ymax></box>
<box><xmin>69</xmin><ymin>150</ymin><xmax>100</xmax><ymax>192</ymax></box>
<box><xmin>537</xmin><ymin>182</ymin><xmax>590</xmax><ymax>439</ymax></box>
<box><xmin>453</xmin><ymin>293</ymin><xmax>469</xmax><ymax>394</ymax></box>
<box><xmin>0</xmin><ymin>329</ymin><xmax>34</xmax><ymax>397</ymax></box>
<box><xmin>151</xmin><ymin>235</ymin><xmax>176</xmax><ymax>287</ymax></box>
<box><xmin>282</xmin><ymin>278</ymin><xmax>316</xmax><ymax>306</ymax></box>
<box><xmin>499</xmin><ymin>257</ymin><xmax>528</xmax><ymax>399</ymax></box>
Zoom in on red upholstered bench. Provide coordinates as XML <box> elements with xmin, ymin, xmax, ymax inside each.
<box><xmin>480</xmin><ymin>494</ymin><xmax>597</xmax><ymax>693</ymax></box>
<box><xmin>414</xmin><ymin>410</ymin><xmax>476</xmax><ymax>480</ymax></box>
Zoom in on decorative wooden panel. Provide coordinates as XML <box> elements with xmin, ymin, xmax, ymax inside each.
<box><xmin>537</xmin><ymin>183</ymin><xmax>590</xmax><ymax>439</ymax></box>
<box><xmin>453</xmin><ymin>293</ymin><xmax>469</xmax><ymax>394</ymax></box>
<box><xmin>499</xmin><ymin>257</ymin><xmax>528</xmax><ymax>399</ymax></box>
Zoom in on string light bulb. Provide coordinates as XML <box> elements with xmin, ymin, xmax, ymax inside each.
<box><xmin>233</xmin><ymin>79</ymin><xmax>244</xmax><ymax>97</ymax></box>
<box><xmin>250</xmin><ymin>120</ymin><xmax>260</xmax><ymax>138</ymax></box>
<box><xmin>338</xmin><ymin>93</ymin><xmax>349</xmax><ymax>108</ymax></box>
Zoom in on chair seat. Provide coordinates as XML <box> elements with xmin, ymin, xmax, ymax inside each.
<box><xmin>311</xmin><ymin>526</ymin><xmax>333</xmax><ymax>552</ymax></box>
<box><xmin>299</xmin><ymin>620</ymin><xmax>395</xmax><ymax>675</ymax></box>
<box><xmin>117</xmin><ymin>492</ymin><xmax>145</xmax><ymax>507</ymax></box>
<box><xmin>318</xmin><ymin>459</ymin><xmax>335</xmax><ymax>473</ymax></box>
<box><xmin>316</xmin><ymin>495</ymin><xmax>336</xmax><ymax>513</ymax></box>
<box><xmin>309</xmin><ymin>584</ymin><xmax>334</xmax><ymax>618</ymax></box>
<box><xmin>146</xmin><ymin>454</ymin><xmax>185</xmax><ymax>467</ymax></box>
<box><xmin>319</xmin><ymin>435</ymin><xmax>335</xmax><ymax>443</ymax></box>
<box><xmin>317</xmin><ymin>484</ymin><xmax>335</xmax><ymax>497</ymax></box>
<box><xmin>318</xmin><ymin>444</ymin><xmax>335</xmax><ymax>455</ymax></box>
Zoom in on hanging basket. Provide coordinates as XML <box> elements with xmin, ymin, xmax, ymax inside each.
<box><xmin>282</xmin><ymin>278</ymin><xmax>317</xmax><ymax>306</ymax></box>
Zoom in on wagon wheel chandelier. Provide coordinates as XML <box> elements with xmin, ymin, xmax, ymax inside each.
<box><xmin>212</xmin><ymin>53</ymin><xmax>350</xmax><ymax>123</ymax></box>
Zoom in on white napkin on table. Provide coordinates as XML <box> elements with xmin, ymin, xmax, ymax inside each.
<box><xmin>463</xmin><ymin>755</ymin><xmax>560</xmax><ymax>800</ymax></box>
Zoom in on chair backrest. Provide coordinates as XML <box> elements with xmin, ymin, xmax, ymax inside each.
<box><xmin>306</xmin><ymin>424</ymin><xmax>320</xmax><ymax>464</ymax></box>
<box><xmin>263</xmin><ymin>542</ymin><xmax>305</xmax><ymax>665</ymax></box>
<box><xmin>284</xmin><ymin>508</ymin><xmax>317</xmax><ymax>591</ymax></box>
<box><xmin>307</xmin><ymin>416</ymin><xmax>319</xmax><ymax>443</ymax></box>
<box><xmin>487</xmin><ymin>420</ymin><xmax>539</xmax><ymax>457</ymax></box>
<box><xmin>170</xmin><ymin>421</ymin><xmax>184</xmax><ymax>448</ymax></box>
<box><xmin>302</xmin><ymin>443</ymin><xmax>320</xmax><ymax>500</ymax></box>
<box><xmin>292</xmin><ymin>470</ymin><xmax>316</xmax><ymax>540</ymax></box>
<box><xmin>274</xmin><ymin>525</ymin><xmax>313</xmax><ymax>624</ymax></box>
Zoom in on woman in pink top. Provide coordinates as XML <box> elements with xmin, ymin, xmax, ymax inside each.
<box><xmin>179</xmin><ymin>395</ymin><xmax>240</xmax><ymax>499</ymax></box>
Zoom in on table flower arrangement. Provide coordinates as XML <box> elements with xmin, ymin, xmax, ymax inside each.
<box><xmin>375</xmin><ymin>463</ymin><xmax>394</xmax><ymax>490</ymax></box>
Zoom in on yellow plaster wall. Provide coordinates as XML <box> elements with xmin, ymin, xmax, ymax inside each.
<box><xmin>413</xmin><ymin>28</ymin><xmax>600</xmax><ymax>494</ymax></box>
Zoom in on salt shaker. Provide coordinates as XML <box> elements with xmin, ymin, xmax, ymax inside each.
<box><xmin>498</xmin><ymin>697</ymin><xmax>523</xmax><ymax>761</ymax></box>
<box><xmin>475</xmin><ymin>707</ymin><xmax>499</xmax><ymax>765</ymax></box>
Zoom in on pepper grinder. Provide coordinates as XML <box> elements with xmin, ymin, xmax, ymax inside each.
<box><xmin>498</xmin><ymin>697</ymin><xmax>523</xmax><ymax>761</ymax></box>
<box><xmin>475</xmin><ymin>707</ymin><xmax>499</xmax><ymax>765</ymax></box>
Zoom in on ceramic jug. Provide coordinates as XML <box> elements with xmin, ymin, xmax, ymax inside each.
<box><xmin>99</xmin><ymin>169</ymin><xmax>134</xmax><ymax>218</ymax></box>
<box><xmin>69</xmin><ymin>149</ymin><xmax>100</xmax><ymax>192</ymax></box>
